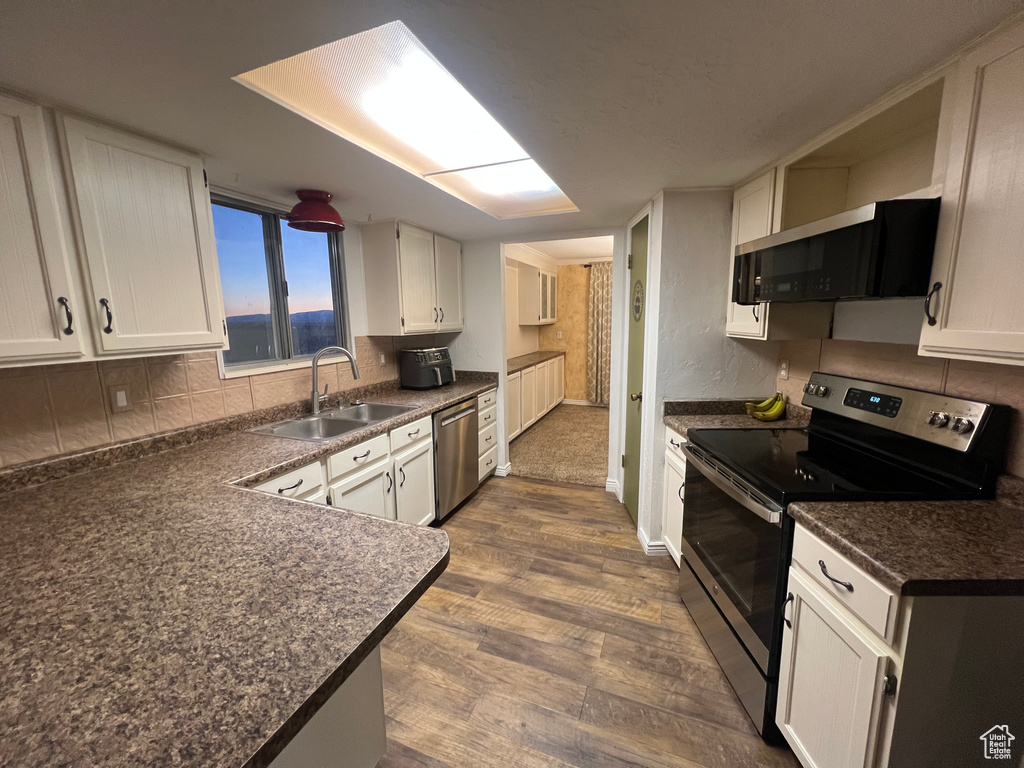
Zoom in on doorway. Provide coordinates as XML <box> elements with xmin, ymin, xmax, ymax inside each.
<box><xmin>621</xmin><ymin>215</ymin><xmax>648</xmax><ymax>523</ymax></box>
<box><xmin>503</xmin><ymin>236</ymin><xmax>616</xmax><ymax>486</ymax></box>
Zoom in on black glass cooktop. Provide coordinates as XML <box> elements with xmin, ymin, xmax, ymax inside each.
<box><xmin>686</xmin><ymin>427</ymin><xmax>973</xmax><ymax>505</ymax></box>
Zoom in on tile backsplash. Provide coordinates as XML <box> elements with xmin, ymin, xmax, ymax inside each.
<box><xmin>777</xmin><ymin>339</ymin><xmax>1024</xmax><ymax>477</ymax></box>
<box><xmin>0</xmin><ymin>336</ymin><xmax>397</xmax><ymax>469</ymax></box>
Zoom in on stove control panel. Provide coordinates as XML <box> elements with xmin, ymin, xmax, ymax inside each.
<box><xmin>801</xmin><ymin>372</ymin><xmax>994</xmax><ymax>452</ymax></box>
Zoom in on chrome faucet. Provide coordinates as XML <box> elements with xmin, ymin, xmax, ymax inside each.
<box><xmin>311</xmin><ymin>346</ymin><xmax>360</xmax><ymax>415</ymax></box>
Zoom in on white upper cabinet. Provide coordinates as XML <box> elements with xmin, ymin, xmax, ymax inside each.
<box><xmin>362</xmin><ymin>220</ymin><xmax>463</xmax><ymax>336</ymax></box>
<box><xmin>433</xmin><ymin>233</ymin><xmax>464</xmax><ymax>332</ymax></box>
<box><xmin>919</xmin><ymin>23</ymin><xmax>1024</xmax><ymax>365</ymax></box>
<box><xmin>516</xmin><ymin>262</ymin><xmax>557</xmax><ymax>326</ymax></box>
<box><xmin>397</xmin><ymin>222</ymin><xmax>437</xmax><ymax>333</ymax></box>
<box><xmin>726</xmin><ymin>170</ymin><xmax>774</xmax><ymax>339</ymax></box>
<box><xmin>60</xmin><ymin>115</ymin><xmax>226</xmax><ymax>354</ymax></box>
<box><xmin>0</xmin><ymin>95</ymin><xmax>83</xmax><ymax>363</ymax></box>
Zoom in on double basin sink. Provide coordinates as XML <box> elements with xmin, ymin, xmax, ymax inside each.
<box><xmin>250</xmin><ymin>402</ymin><xmax>419</xmax><ymax>442</ymax></box>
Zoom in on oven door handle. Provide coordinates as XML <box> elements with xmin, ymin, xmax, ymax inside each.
<box><xmin>682</xmin><ymin>444</ymin><xmax>782</xmax><ymax>525</ymax></box>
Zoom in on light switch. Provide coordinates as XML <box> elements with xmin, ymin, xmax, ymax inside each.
<box><xmin>556</xmin><ymin>331</ymin><xmax>563</xmax><ymax>339</ymax></box>
<box><xmin>380</xmin><ymin>354</ymin><xmax>386</xmax><ymax>364</ymax></box>
<box><xmin>108</xmin><ymin>385</ymin><xmax>133</xmax><ymax>413</ymax></box>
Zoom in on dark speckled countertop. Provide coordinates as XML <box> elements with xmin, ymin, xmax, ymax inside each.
<box><xmin>663</xmin><ymin>398</ymin><xmax>811</xmax><ymax>434</ymax></box>
<box><xmin>507</xmin><ymin>349</ymin><xmax>565</xmax><ymax>374</ymax></box>
<box><xmin>0</xmin><ymin>378</ymin><xmax>495</xmax><ymax>768</ymax></box>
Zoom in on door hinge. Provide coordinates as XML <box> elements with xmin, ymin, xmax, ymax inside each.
<box><xmin>222</xmin><ymin>319</ymin><xmax>227</xmax><ymax>335</ymax></box>
<box><xmin>882</xmin><ymin>673</ymin><xmax>898</xmax><ymax>697</ymax></box>
<box><xmin>203</xmin><ymin>169</ymin><xmax>209</xmax><ymax>188</ymax></box>
<box><xmin>396</xmin><ymin>227</ymin><xmax>400</xmax><ymax>239</ymax></box>
<box><xmin>401</xmin><ymin>316</ymin><xmax>405</xmax><ymax>327</ymax></box>
<box><xmin>283</xmin><ymin>280</ymin><xmax>289</xmax><ymax>297</ymax></box>
<box><xmin>621</xmin><ymin>454</ymin><xmax>626</xmax><ymax>468</ymax></box>
<box><xmin>628</xmin><ymin>253</ymin><xmax>633</xmax><ymax>270</ymax></box>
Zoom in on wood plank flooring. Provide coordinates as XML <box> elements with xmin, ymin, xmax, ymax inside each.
<box><xmin>378</xmin><ymin>476</ymin><xmax>799</xmax><ymax>768</ymax></box>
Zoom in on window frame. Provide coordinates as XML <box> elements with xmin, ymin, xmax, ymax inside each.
<box><xmin>211</xmin><ymin>193</ymin><xmax>350</xmax><ymax>375</ymax></box>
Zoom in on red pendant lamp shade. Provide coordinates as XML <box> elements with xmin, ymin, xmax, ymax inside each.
<box><xmin>286</xmin><ymin>189</ymin><xmax>345</xmax><ymax>233</ymax></box>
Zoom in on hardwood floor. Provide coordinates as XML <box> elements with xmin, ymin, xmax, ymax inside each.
<box><xmin>378</xmin><ymin>476</ymin><xmax>799</xmax><ymax>768</ymax></box>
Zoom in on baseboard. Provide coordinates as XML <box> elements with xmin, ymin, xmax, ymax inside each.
<box><xmin>562</xmin><ymin>399</ymin><xmax>603</xmax><ymax>407</ymax></box>
<box><xmin>605</xmin><ymin>478</ymin><xmax>619</xmax><ymax>494</ymax></box>
<box><xmin>495</xmin><ymin>462</ymin><xmax>512</xmax><ymax>477</ymax></box>
<box><xmin>637</xmin><ymin>527</ymin><xmax>669</xmax><ymax>557</ymax></box>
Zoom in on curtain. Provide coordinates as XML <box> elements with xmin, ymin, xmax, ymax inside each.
<box><xmin>586</xmin><ymin>262</ymin><xmax>613</xmax><ymax>405</ymax></box>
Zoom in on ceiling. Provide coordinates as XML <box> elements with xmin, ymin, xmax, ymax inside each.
<box><xmin>523</xmin><ymin>237</ymin><xmax>615</xmax><ymax>261</ymax></box>
<box><xmin>1</xmin><ymin>1</ymin><xmax>1021</xmax><ymax>242</ymax></box>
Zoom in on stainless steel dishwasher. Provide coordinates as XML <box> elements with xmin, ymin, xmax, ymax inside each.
<box><xmin>433</xmin><ymin>398</ymin><xmax>479</xmax><ymax>520</ymax></box>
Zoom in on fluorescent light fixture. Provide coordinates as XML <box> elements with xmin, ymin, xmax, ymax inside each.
<box><xmin>234</xmin><ymin>21</ymin><xmax>578</xmax><ymax>219</ymax></box>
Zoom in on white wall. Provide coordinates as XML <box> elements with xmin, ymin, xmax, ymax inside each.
<box><xmin>637</xmin><ymin>190</ymin><xmax>778</xmax><ymax>550</ymax></box>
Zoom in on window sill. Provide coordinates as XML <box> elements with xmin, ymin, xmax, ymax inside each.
<box><xmin>219</xmin><ymin>355</ymin><xmax>320</xmax><ymax>380</ymax></box>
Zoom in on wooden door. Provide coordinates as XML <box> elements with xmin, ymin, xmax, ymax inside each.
<box><xmin>662</xmin><ymin>452</ymin><xmax>685</xmax><ymax>567</ymax></box>
<box><xmin>726</xmin><ymin>170</ymin><xmax>773</xmax><ymax>339</ymax></box>
<box><xmin>919</xmin><ymin>25</ymin><xmax>1024</xmax><ymax>365</ymax></box>
<box><xmin>777</xmin><ymin>566</ymin><xmax>889</xmax><ymax>768</ymax></box>
<box><xmin>0</xmin><ymin>95</ymin><xmax>83</xmax><ymax>363</ymax></box>
<box><xmin>61</xmin><ymin>115</ymin><xmax>225</xmax><ymax>353</ymax></box>
<box><xmin>394</xmin><ymin>441</ymin><xmax>434</xmax><ymax>526</ymax></box>
<box><xmin>434</xmin><ymin>234</ymin><xmax>463</xmax><ymax>332</ymax></box>
<box><xmin>397</xmin><ymin>222</ymin><xmax>437</xmax><ymax>334</ymax></box>
<box><xmin>507</xmin><ymin>372</ymin><xmax>522</xmax><ymax>440</ymax></box>
<box><xmin>622</xmin><ymin>215</ymin><xmax>648</xmax><ymax>524</ymax></box>
<box><xmin>329</xmin><ymin>462</ymin><xmax>395</xmax><ymax>520</ymax></box>
<box><xmin>521</xmin><ymin>366</ymin><xmax>537</xmax><ymax>428</ymax></box>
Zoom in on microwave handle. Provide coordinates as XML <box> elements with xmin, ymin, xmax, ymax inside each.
<box><xmin>682</xmin><ymin>444</ymin><xmax>782</xmax><ymax>525</ymax></box>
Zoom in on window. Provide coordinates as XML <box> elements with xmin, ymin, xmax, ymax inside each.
<box><xmin>212</xmin><ymin>197</ymin><xmax>347</xmax><ymax>369</ymax></box>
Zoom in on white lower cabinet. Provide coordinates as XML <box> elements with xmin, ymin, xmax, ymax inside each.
<box><xmin>506</xmin><ymin>372</ymin><xmax>522</xmax><ymax>440</ymax></box>
<box><xmin>777</xmin><ymin>567</ymin><xmax>890</xmax><ymax>768</ymax></box>
<box><xmin>661</xmin><ymin>446</ymin><xmax>685</xmax><ymax>567</ymax></box>
<box><xmin>329</xmin><ymin>460</ymin><xmax>394</xmax><ymax>520</ymax></box>
<box><xmin>536</xmin><ymin>360</ymin><xmax>550</xmax><ymax>416</ymax></box>
<box><xmin>393</xmin><ymin>438</ymin><xmax>435</xmax><ymax>526</ymax></box>
<box><xmin>521</xmin><ymin>366</ymin><xmax>538</xmax><ymax>429</ymax></box>
<box><xmin>477</xmin><ymin>388</ymin><xmax>498</xmax><ymax>482</ymax></box>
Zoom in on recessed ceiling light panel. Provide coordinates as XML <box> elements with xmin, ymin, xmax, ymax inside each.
<box><xmin>234</xmin><ymin>21</ymin><xmax>578</xmax><ymax>219</ymax></box>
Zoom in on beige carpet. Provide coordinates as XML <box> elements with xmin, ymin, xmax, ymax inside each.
<box><xmin>509</xmin><ymin>404</ymin><xmax>609</xmax><ymax>487</ymax></box>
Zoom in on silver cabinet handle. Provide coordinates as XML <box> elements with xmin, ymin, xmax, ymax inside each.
<box><xmin>484</xmin><ymin>414</ymin><xmax>493</xmax><ymax>422</ymax></box>
<box><xmin>408</xmin><ymin>428</ymin><xmax>420</xmax><ymax>438</ymax></box>
<box><xmin>439</xmin><ymin>307</ymin><xmax>444</xmax><ymax>322</ymax></box>
<box><xmin>486</xmin><ymin>435</ymin><xmax>493</xmax><ymax>442</ymax></box>
<box><xmin>670</xmin><ymin>438</ymin><xmax>681</xmax><ymax>448</ymax></box>
<box><xmin>678</xmin><ymin>484</ymin><xmax>684</xmax><ymax>501</ymax></box>
<box><xmin>353</xmin><ymin>449</ymin><xmax>371</xmax><ymax>461</ymax></box>
<box><xmin>819</xmin><ymin>560</ymin><xmax>854</xmax><ymax>592</ymax></box>
<box><xmin>278</xmin><ymin>478</ymin><xmax>303</xmax><ymax>493</ymax></box>
<box><xmin>486</xmin><ymin>459</ymin><xmax>493</xmax><ymax>467</ymax></box>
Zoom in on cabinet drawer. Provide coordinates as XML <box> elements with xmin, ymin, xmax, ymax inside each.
<box><xmin>478</xmin><ymin>421</ymin><xmax>497</xmax><ymax>456</ymax></box>
<box><xmin>792</xmin><ymin>525</ymin><xmax>898</xmax><ymax>641</ymax></box>
<box><xmin>477</xmin><ymin>388</ymin><xmax>497</xmax><ymax>411</ymax></box>
<box><xmin>327</xmin><ymin>433</ymin><xmax>390</xmax><ymax>482</ymax></box>
<box><xmin>254</xmin><ymin>461</ymin><xmax>324</xmax><ymax>499</ymax></box>
<box><xmin>479</xmin><ymin>445</ymin><xmax>498</xmax><ymax>480</ymax></box>
<box><xmin>665</xmin><ymin>428</ymin><xmax>688</xmax><ymax>463</ymax></box>
<box><xmin>478</xmin><ymin>404</ymin><xmax>497</xmax><ymax>430</ymax></box>
<box><xmin>390</xmin><ymin>415</ymin><xmax>432</xmax><ymax>453</ymax></box>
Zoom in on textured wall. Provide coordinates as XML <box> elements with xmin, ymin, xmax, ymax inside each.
<box><xmin>776</xmin><ymin>339</ymin><xmax>1024</xmax><ymax>477</ymax></box>
<box><xmin>539</xmin><ymin>265</ymin><xmax>590</xmax><ymax>400</ymax></box>
<box><xmin>0</xmin><ymin>337</ymin><xmax>396</xmax><ymax>469</ymax></box>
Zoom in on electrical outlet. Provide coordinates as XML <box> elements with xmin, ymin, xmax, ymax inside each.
<box><xmin>778</xmin><ymin>358</ymin><xmax>790</xmax><ymax>381</ymax></box>
<box><xmin>108</xmin><ymin>385</ymin><xmax>133</xmax><ymax>413</ymax></box>
<box><xmin>556</xmin><ymin>330</ymin><xmax>563</xmax><ymax>339</ymax></box>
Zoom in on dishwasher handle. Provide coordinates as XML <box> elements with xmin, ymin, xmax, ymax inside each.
<box><xmin>440</xmin><ymin>405</ymin><xmax>476</xmax><ymax>428</ymax></box>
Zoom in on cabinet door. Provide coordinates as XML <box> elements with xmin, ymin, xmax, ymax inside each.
<box><xmin>517</xmin><ymin>264</ymin><xmax>541</xmax><ymax>325</ymax></box>
<box><xmin>0</xmin><ymin>95</ymin><xmax>84</xmax><ymax>362</ymax></box>
<box><xmin>777</xmin><ymin>566</ymin><xmax>890</xmax><ymax>768</ymax></box>
<box><xmin>507</xmin><ymin>371</ymin><xmax>522</xmax><ymax>440</ymax></box>
<box><xmin>548</xmin><ymin>272</ymin><xmax>557</xmax><ymax>322</ymax></box>
<box><xmin>397</xmin><ymin>222</ymin><xmax>437</xmax><ymax>334</ymax></box>
<box><xmin>434</xmin><ymin>234</ymin><xmax>463</xmax><ymax>332</ymax></box>
<box><xmin>540</xmin><ymin>272</ymin><xmax>549</xmax><ymax>322</ymax></box>
<box><xmin>546</xmin><ymin>359</ymin><xmax>557</xmax><ymax>410</ymax></box>
<box><xmin>536</xmin><ymin>360</ymin><xmax>549</xmax><ymax>416</ymax></box>
<box><xmin>61</xmin><ymin>115</ymin><xmax>226</xmax><ymax>353</ymax></box>
<box><xmin>662</xmin><ymin>452</ymin><xmax>685</xmax><ymax>567</ymax></box>
<box><xmin>329</xmin><ymin>461</ymin><xmax>395</xmax><ymax>520</ymax></box>
<box><xmin>555</xmin><ymin>356</ymin><xmax>565</xmax><ymax>403</ymax></box>
<box><xmin>725</xmin><ymin>171</ymin><xmax>774</xmax><ymax>339</ymax></box>
<box><xmin>919</xmin><ymin>25</ymin><xmax>1024</xmax><ymax>365</ymax></box>
<box><xmin>394</xmin><ymin>440</ymin><xmax>434</xmax><ymax>526</ymax></box>
<box><xmin>521</xmin><ymin>366</ymin><xmax>537</xmax><ymax>428</ymax></box>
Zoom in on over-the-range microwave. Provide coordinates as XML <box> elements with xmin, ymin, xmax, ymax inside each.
<box><xmin>732</xmin><ymin>198</ymin><xmax>940</xmax><ymax>305</ymax></box>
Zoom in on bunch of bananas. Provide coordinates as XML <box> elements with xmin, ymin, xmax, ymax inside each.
<box><xmin>745</xmin><ymin>392</ymin><xmax>787</xmax><ymax>422</ymax></box>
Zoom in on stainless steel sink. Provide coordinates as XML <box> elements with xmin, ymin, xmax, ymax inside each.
<box><xmin>249</xmin><ymin>402</ymin><xmax>418</xmax><ymax>442</ymax></box>
<box><xmin>324</xmin><ymin>402</ymin><xmax>418</xmax><ymax>422</ymax></box>
<box><xmin>250</xmin><ymin>415</ymin><xmax>368</xmax><ymax>442</ymax></box>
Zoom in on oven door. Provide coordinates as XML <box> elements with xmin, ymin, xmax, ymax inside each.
<box><xmin>680</xmin><ymin>444</ymin><xmax>784</xmax><ymax>672</ymax></box>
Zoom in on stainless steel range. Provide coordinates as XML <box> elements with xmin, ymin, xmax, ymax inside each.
<box><xmin>677</xmin><ymin>372</ymin><xmax>1011</xmax><ymax>740</ymax></box>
